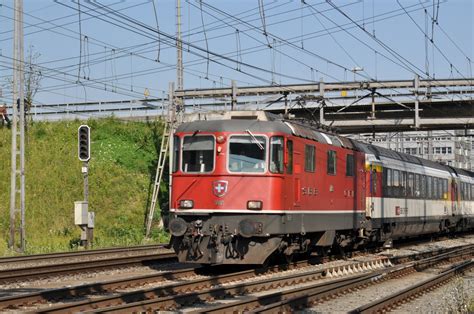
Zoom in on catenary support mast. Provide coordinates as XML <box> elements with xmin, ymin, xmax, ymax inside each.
<box><xmin>9</xmin><ymin>0</ymin><xmax>26</xmax><ymax>252</ymax></box>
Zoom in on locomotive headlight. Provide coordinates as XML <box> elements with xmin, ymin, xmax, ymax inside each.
<box><xmin>216</xmin><ymin>135</ymin><xmax>226</xmax><ymax>144</ymax></box>
<box><xmin>247</xmin><ymin>200</ymin><xmax>263</xmax><ymax>210</ymax></box>
<box><xmin>179</xmin><ymin>200</ymin><xmax>194</xmax><ymax>209</ymax></box>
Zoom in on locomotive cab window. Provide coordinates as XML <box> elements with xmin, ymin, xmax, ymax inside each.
<box><xmin>228</xmin><ymin>135</ymin><xmax>266</xmax><ymax>173</ymax></box>
<box><xmin>182</xmin><ymin>135</ymin><xmax>214</xmax><ymax>173</ymax></box>
<box><xmin>270</xmin><ymin>136</ymin><xmax>284</xmax><ymax>174</ymax></box>
<box><xmin>172</xmin><ymin>135</ymin><xmax>180</xmax><ymax>173</ymax></box>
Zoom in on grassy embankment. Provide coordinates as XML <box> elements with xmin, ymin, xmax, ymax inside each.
<box><xmin>0</xmin><ymin>117</ymin><xmax>169</xmax><ymax>255</ymax></box>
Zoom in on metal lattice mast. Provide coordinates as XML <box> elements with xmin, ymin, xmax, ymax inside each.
<box><xmin>9</xmin><ymin>0</ymin><xmax>26</xmax><ymax>252</ymax></box>
<box><xmin>176</xmin><ymin>0</ymin><xmax>183</xmax><ymax>91</ymax></box>
<box><xmin>145</xmin><ymin>83</ymin><xmax>176</xmax><ymax>237</ymax></box>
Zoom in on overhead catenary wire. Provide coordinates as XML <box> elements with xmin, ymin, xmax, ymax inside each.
<box><xmin>151</xmin><ymin>0</ymin><xmax>161</xmax><ymax>62</ymax></box>
<box><xmin>198</xmin><ymin>0</ymin><xmax>210</xmax><ymax>79</ymax></box>
<box><xmin>2</xmin><ymin>0</ymin><xmax>470</xmax><ymax>112</ymax></box>
<box><xmin>396</xmin><ymin>0</ymin><xmax>468</xmax><ymax>82</ymax></box>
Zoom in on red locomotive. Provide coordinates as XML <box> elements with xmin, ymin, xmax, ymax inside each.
<box><xmin>168</xmin><ymin>111</ymin><xmax>474</xmax><ymax>264</ymax></box>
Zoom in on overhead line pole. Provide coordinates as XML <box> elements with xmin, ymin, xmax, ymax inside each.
<box><xmin>176</xmin><ymin>0</ymin><xmax>183</xmax><ymax>91</ymax></box>
<box><xmin>9</xmin><ymin>0</ymin><xmax>26</xmax><ymax>252</ymax></box>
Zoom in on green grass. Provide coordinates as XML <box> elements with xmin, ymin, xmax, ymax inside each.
<box><xmin>0</xmin><ymin>117</ymin><xmax>169</xmax><ymax>255</ymax></box>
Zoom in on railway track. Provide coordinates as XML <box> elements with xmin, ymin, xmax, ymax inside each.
<box><xmin>0</xmin><ymin>245</ymin><xmax>176</xmax><ymax>284</ymax></box>
<box><xmin>32</xmin><ymin>246</ymin><xmax>466</xmax><ymax>313</ymax></box>
<box><xmin>349</xmin><ymin>260</ymin><xmax>473</xmax><ymax>313</ymax></box>
<box><xmin>203</xmin><ymin>245</ymin><xmax>473</xmax><ymax>313</ymax></box>
<box><xmin>3</xmin><ymin>243</ymin><xmax>472</xmax><ymax>312</ymax></box>
<box><xmin>0</xmin><ymin>244</ymin><xmax>167</xmax><ymax>266</ymax></box>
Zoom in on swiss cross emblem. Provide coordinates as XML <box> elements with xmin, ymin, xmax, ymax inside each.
<box><xmin>212</xmin><ymin>180</ymin><xmax>228</xmax><ymax>197</ymax></box>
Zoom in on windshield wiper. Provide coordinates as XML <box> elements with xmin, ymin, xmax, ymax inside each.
<box><xmin>245</xmin><ymin>129</ymin><xmax>264</xmax><ymax>150</ymax></box>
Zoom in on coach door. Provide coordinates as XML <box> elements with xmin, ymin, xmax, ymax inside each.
<box><xmin>451</xmin><ymin>173</ymin><xmax>461</xmax><ymax>215</ymax></box>
<box><xmin>367</xmin><ymin>162</ymin><xmax>380</xmax><ymax>218</ymax></box>
<box><xmin>451</xmin><ymin>175</ymin><xmax>460</xmax><ymax>215</ymax></box>
<box><xmin>354</xmin><ymin>152</ymin><xmax>366</xmax><ymax>213</ymax></box>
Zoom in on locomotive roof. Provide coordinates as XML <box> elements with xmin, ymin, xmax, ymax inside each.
<box><xmin>176</xmin><ymin>117</ymin><xmax>471</xmax><ymax>176</ymax></box>
<box><xmin>176</xmin><ymin>119</ymin><xmax>293</xmax><ymax>134</ymax></box>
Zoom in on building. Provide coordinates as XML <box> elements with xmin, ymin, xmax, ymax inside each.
<box><xmin>350</xmin><ymin>130</ymin><xmax>473</xmax><ymax>171</ymax></box>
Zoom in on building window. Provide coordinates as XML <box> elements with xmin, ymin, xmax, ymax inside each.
<box><xmin>346</xmin><ymin>154</ymin><xmax>354</xmax><ymax>176</ymax></box>
<box><xmin>327</xmin><ymin>150</ymin><xmax>336</xmax><ymax>175</ymax></box>
<box><xmin>304</xmin><ymin>145</ymin><xmax>316</xmax><ymax>172</ymax></box>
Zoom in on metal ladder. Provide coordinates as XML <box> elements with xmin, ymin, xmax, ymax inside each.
<box><xmin>145</xmin><ymin>121</ymin><xmax>170</xmax><ymax>237</ymax></box>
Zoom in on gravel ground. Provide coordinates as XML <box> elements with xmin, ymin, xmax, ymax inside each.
<box><xmin>393</xmin><ymin>269</ymin><xmax>474</xmax><ymax>314</ymax></box>
<box><xmin>379</xmin><ymin>234</ymin><xmax>474</xmax><ymax>259</ymax></box>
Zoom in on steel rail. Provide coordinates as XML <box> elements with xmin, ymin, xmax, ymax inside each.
<box><xmin>237</xmin><ymin>248</ymin><xmax>474</xmax><ymax>313</ymax></box>
<box><xmin>0</xmin><ymin>266</ymin><xmax>199</xmax><ymax>310</ymax></box>
<box><xmin>31</xmin><ymin>244</ymin><xmax>474</xmax><ymax>313</ymax></box>
<box><xmin>349</xmin><ymin>259</ymin><xmax>474</xmax><ymax>313</ymax></box>
<box><xmin>0</xmin><ymin>244</ymin><xmax>166</xmax><ymax>265</ymax></box>
<box><xmin>35</xmin><ymin>259</ymin><xmax>318</xmax><ymax>313</ymax></box>
<box><xmin>195</xmin><ymin>246</ymin><xmax>474</xmax><ymax>313</ymax></box>
<box><xmin>0</xmin><ymin>252</ymin><xmax>176</xmax><ymax>284</ymax></box>
<box><xmin>103</xmin><ymin>263</ymin><xmax>397</xmax><ymax>313</ymax></box>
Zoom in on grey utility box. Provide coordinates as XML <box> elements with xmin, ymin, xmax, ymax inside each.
<box><xmin>74</xmin><ymin>201</ymin><xmax>88</xmax><ymax>225</ymax></box>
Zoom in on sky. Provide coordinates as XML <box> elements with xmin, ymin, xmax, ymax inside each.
<box><xmin>0</xmin><ymin>0</ymin><xmax>472</xmax><ymax>106</ymax></box>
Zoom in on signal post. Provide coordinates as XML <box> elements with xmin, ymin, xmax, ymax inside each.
<box><xmin>75</xmin><ymin>125</ymin><xmax>94</xmax><ymax>248</ymax></box>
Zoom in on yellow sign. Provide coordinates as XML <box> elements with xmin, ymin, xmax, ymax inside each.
<box><xmin>341</xmin><ymin>90</ymin><xmax>347</xmax><ymax>97</ymax></box>
<box><xmin>144</xmin><ymin>88</ymin><xmax>150</xmax><ymax>98</ymax></box>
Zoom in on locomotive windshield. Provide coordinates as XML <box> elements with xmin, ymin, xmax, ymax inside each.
<box><xmin>228</xmin><ymin>135</ymin><xmax>266</xmax><ymax>173</ymax></box>
<box><xmin>182</xmin><ymin>135</ymin><xmax>214</xmax><ymax>173</ymax></box>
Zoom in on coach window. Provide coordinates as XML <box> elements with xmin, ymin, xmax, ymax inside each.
<box><xmin>420</xmin><ymin>175</ymin><xmax>427</xmax><ymax>198</ymax></box>
<box><xmin>305</xmin><ymin>145</ymin><xmax>316</xmax><ymax>172</ymax></box>
<box><xmin>182</xmin><ymin>135</ymin><xmax>214</xmax><ymax>173</ymax></box>
<box><xmin>399</xmin><ymin>170</ymin><xmax>407</xmax><ymax>197</ymax></box>
<box><xmin>461</xmin><ymin>182</ymin><xmax>466</xmax><ymax>200</ymax></box>
<box><xmin>346</xmin><ymin>154</ymin><xmax>354</xmax><ymax>176</ymax></box>
<box><xmin>433</xmin><ymin>178</ymin><xmax>439</xmax><ymax>199</ymax></box>
<box><xmin>327</xmin><ymin>150</ymin><xmax>336</xmax><ymax>175</ymax></box>
<box><xmin>393</xmin><ymin>170</ymin><xmax>400</xmax><ymax>197</ymax></box>
<box><xmin>427</xmin><ymin>176</ymin><xmax>432</xmax><ymax>199</ymax></box>
<box><xmin>415</xmin><ymin>174</ymin><xmax>421</xmax><ymax>198</ymax></box>
<box><xmin>407</xmin><ymin>173</ymin><xmax>414</xmax><ymax>198</ymax></box>
<box><xmin>228</xmin><ymin>135</ymin><xmax>266</xmax><ymax>173</ymax></box>
<box><xmin>286</xmin><ymin>140</ymin><xmax>293</xmax><ymax>174</ymax></box>
<box><xmin>172</xmin><ymin>136</ymin><xmax>180</xmax><ymax>173</ymax></box>
<box><xmin>383</xmin><ymin>168</ymin><xmax>392</xmax><ymax>196</ymax></box>
<box><xmin>439</xmin><ymin>179</ymin><xmax>445</xmax><ymax>199</ymax></box>
<box><xmin>270</xmin><ymin>137</ymin><xmax>284</xmax><ymax>174</ymax></box>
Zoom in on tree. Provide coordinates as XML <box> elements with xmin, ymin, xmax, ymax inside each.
<box><xmin>5</xmin><ymin>45</ymin><xmax>42</xmax><ymax>121</ymax></box>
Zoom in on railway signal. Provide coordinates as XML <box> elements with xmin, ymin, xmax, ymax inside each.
<box><xmin>76</xmin><ymin>124</ymin><xmax>93</xmax><ymax>248</ymax></box>
<box><xmin>78</xmin><ymin>125</ymin><xmax>91</xmax><ymax>162</ymax></box>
